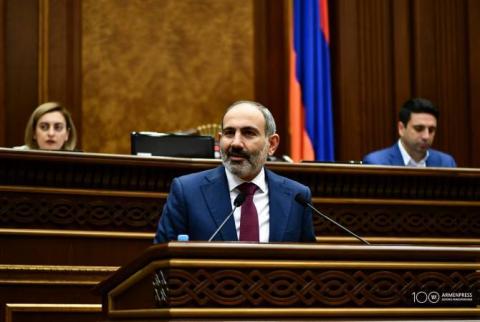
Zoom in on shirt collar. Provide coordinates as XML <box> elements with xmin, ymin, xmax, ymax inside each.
<box><xmin>397</xmin><ymin>139</ymin><xmax>429</xmax><ymax>167</ymax></box>
<box><xmin>225</xmin><ymin>167</ymin><xmax>266</xmax><ymax>193</ymax></box>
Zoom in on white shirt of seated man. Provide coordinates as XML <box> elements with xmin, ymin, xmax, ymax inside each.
<box><xmin>398</xmin><ymin>140</ymin><xmax>428</xmax><ymax>167</ymax></box>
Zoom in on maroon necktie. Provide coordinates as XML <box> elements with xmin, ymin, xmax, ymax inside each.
<box><xmin>238</xmin><ymin>182</ymin><xmax>259</xmax><ymax>241</ymax></box>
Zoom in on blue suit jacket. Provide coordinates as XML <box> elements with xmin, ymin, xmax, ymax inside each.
<box><xmin>154</xmin><ymin>166</ymin><xmax>316</xmax><ymax>243</ymax></box>
<box><xmin>362</xmin><ymin>143</ymin><xmax>456</xmax><ymax>167</ymax></box>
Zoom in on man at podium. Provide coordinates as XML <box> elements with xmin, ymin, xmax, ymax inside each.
<box><xmin>154</xmin><ymin>100</ymin><xmax>316</xmax><ymax>243</ymax></box>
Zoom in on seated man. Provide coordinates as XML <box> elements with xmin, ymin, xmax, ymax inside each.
<box><xmin>363</xmin><ymin>98</ymin><xmax>456</xmax><ymax>167</ymax></box>
<box><xmin>154</xmin><ymin>100</ymin><xmax>316</xmax><ymax>243</ymax></box>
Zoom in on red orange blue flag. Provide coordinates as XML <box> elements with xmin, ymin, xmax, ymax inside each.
<box><xmin>289</xmin><ymin>0</ymin><xmax>335</xmax><ymax>162</ymax></box>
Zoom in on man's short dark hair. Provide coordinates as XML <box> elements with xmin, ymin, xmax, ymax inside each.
<box><xmin>222</xmin><ymin>100</ymin><xmax>277</xmax><ymax>137</ymax></box>
<box><xmin>399</xmin><ymin>98</ymin><xmax>439</xmax><ymax>126</ymax></box>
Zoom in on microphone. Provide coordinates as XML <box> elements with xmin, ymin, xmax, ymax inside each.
<box><xmin>295</xmin><ymin>193</ymin><xmax>371</xmax><ymax>245</ymax></box>
<box><xmin>208</xmin><ymin>192</ymin><xmax>246</xmax><ymax>242</ymax></box>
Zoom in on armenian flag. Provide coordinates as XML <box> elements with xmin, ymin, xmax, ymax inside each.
<box><xmin>289</xmin><ymin>0</ymin><xmax>334</xmax><ymax>162</ymax></box>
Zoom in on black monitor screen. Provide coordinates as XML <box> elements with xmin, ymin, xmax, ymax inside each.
<box><xmin>131</xmin><ymin>132</ymin><xmax>215</xmax><ymax>158</ymax></box>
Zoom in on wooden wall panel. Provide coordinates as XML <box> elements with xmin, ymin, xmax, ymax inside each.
<box><xmin>4</xmin><ymin>0</ymin><xmax>38</xmax><ymax>148</ymax></box>
<box><xmin>391</xmin><ymin>0</ymin><xmax>412</xmax><ymax>109</ymax></box>
<box><xmin>331</xmin><ymin>0</ymin><xmax>479</xmax><ymax>167</ymax></box>
<box><xmin>331</xmin><ymin>0</ymin><xmax>396</xmax><ymax>162</ymax></box>
<box><xmin>1</xmin><ymin>0</ymin><xmax>80</xmax><ymax>148</ymax></box>
<box><xmin>82</xmin><ymin>0</ymin><xmax>255</xmax><ymax>154</ymax></box>
<box><xmin>0</xmin><ymin>0</ymin><xmax>4</xmax><ymax>146</ymax></box>
<box><xmin>330</xmin><ymin>0</ymin><xmax>361</xmax><ymax>161</ymax></box>
<box><xmin>43</xmin><ymin>0</ymin><xmax>82</xmax><ymax>146</ymax></box>
<box><xmin>254</xmin><ymin>0</ymin><xmax>289</xmax><ymax>155</ymax></box>
<box><xmin>467</xmin><ymin>0</ymin><xmax>480</xmax><ymax>167</ymax></box>
<box><xmin>412</xmin><ymin>0</ymin><xmax>469</xmax><ymax>166</ymax></box>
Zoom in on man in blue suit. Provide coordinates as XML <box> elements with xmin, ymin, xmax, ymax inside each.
<box><xmin>363</xmin><ymin>98</ymin><xmax>456</xmax><ymax>167</ymax></box>
<box><xmin>154</xmin><ymin>101</ymin><xmax>316</xmax><ymax>243</ymax></box>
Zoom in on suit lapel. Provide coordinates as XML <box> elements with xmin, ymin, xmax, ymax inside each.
<box><xmin>200</xmin><ymin>166</ymin><xmax>238</xmax><ymax>241</ymax></box>
<box><xmin>266</xmin><ymin>169</ymin><xmax>292</xmax><ymax>242</ymax></box>
<box><xmin>389</xmin><ymin>144</ymin><xmax>405</xmax><ymax>166</ymax></box>
<box><xmin>425</xmin><ymin>151</ymin><xmax>437</xmax><ymax>167</ymax></box>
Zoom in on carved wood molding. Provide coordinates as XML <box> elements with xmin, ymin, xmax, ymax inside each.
<box><xmin>97</xmin><ymin>243</ymin><xmax>480</xmax><ymax>319</ymax></box>
<box><xmin>0</xmin><ymin>191</ymin><xmax>160</xmax><ymax>231</ymax></box>
<box><xmin>1</xmin><ymin>150</ymin><xmax>479</xmax><ymax>240</ymax></box>
<box><xmin>312</xmin><ymin>204</ymin><xmax>480</xmax><ymax>237</ymax></box>
<box><xmin>160</xmin><ymin>268</ymin><xmax>480</xmax><ymax>308</ymax></box>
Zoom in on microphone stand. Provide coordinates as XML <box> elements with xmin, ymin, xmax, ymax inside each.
<box><xmin>295</xmin><ymin>194</ymin><xmax>370</xmax><ymax>245</ymax></box>
<box><xmin>208</xmin><ymin>193</ymin><xmax>246</xmax><ymax>242</ymax></box>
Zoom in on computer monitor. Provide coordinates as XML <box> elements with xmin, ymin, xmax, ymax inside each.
<box><xmin>131</xmin><ymin>132</ymin><xmax>215</xmax><ymax>158</ymax></box>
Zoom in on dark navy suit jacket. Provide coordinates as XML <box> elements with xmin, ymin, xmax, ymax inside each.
<box><xmin>362</xmin><ymin>143</ymin><xmax>456</xmax><ymax>167</ymax></box>
<box><xmin>154</xmin><ymin>166</ymin><xmax>316</xmax><ymax>243</ymax></box>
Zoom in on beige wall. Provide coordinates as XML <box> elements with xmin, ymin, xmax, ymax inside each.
<box><xmin>82</xmin><ymin>0</ymin><xmax>254</xmax><ymax>154</ymax></box>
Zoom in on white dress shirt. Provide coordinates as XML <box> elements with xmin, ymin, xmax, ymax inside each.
<box><xmin>224</xmin><ymin>167</ymin><xmax>269</xmax><ymax>242</ymax></box>
<box><xmin>398</xmin><ymin>140</ymin><xmax>429</xmax><ymax>167</ymax></box>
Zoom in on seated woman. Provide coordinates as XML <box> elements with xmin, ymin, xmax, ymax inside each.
<box><xmin>15</xmin><ymin>102</ymin><xmax>77</xmax><ymax>151</ymax></box>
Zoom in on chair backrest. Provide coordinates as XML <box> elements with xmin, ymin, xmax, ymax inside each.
<box><xmin>196</xmin><ymin>123</ymin><xmax>221</xmax><ymax>140</ymax></box>
<box><xmin>131</xmin><ymin>132</ymin><xmax>215</xmax><ymax>158</ymax></box>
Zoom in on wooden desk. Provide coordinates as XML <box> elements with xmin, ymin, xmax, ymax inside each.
<box><xmin>96</xmin><ymin>242</ymin><xmax>480</xmax><ymax>321</ymax></box>
<box><xmin>1</xmin><ymin>148</ymin><xmax>479</xmax><ymax>245</ymax></box>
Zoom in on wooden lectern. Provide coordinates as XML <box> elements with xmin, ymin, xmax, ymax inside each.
<box><xmin>96</xmin><ymin>242</ymin><xmax>480</xmax><ymax>321</ymax></box>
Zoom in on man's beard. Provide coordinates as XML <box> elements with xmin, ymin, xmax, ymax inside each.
<box><xmin>221</xmin><ymin>144</ymin><xmax>269</xmax><ymax>179</ymax></box>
